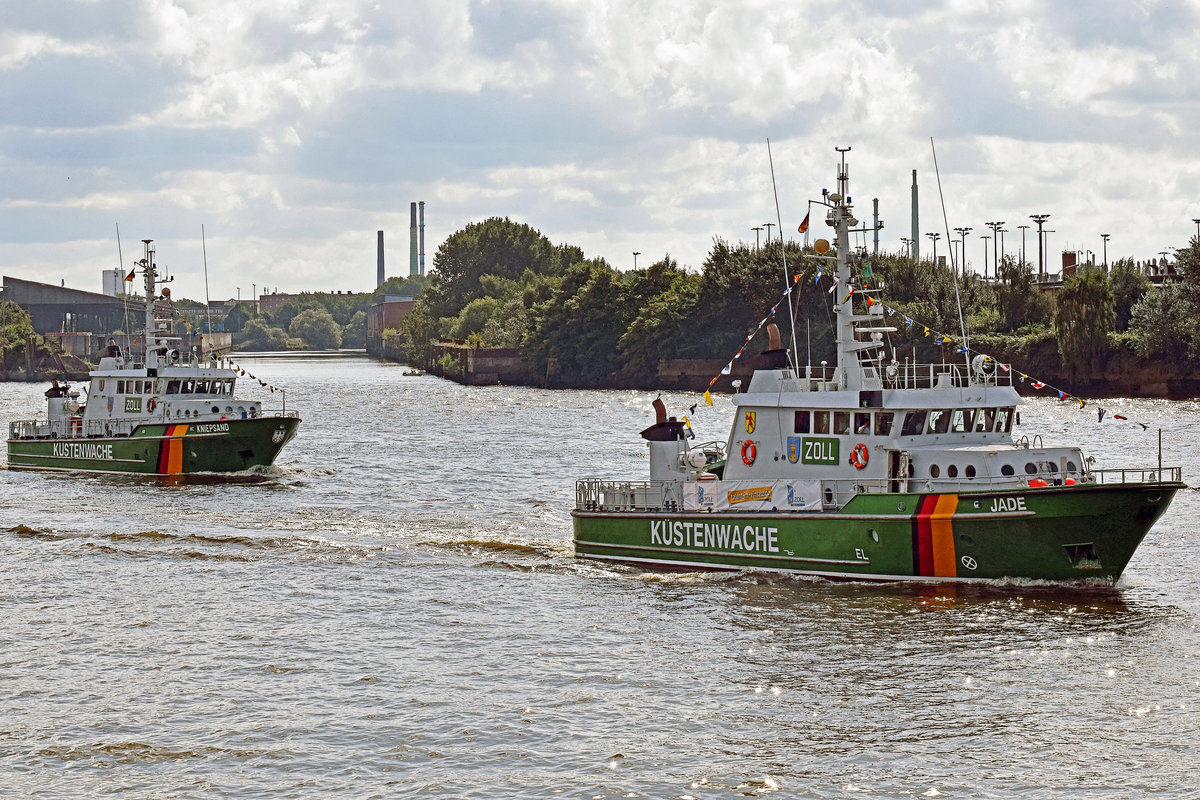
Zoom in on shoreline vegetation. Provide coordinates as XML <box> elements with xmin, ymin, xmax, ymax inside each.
<box><xmin>378</xmin><ymin>217</ymin><xmax>1200</xmax><ymax>400</ymax></box>
<box><xmin>6</xmin><ymin>217</ymin><xmax>1200</xmax><ymax>398</ymax></box>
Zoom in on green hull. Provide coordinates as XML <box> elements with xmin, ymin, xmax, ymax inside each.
<box><xmin>573</xmin><ymin>484</ymin><xmax>1180</xmax><ymax>582</ymax></box>
<box><xmin>6</xmin><ymin>416</ymin><xmax>300</xmax><ymax>475</ymax></box>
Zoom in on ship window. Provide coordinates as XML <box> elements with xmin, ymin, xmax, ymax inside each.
<box><xmin>875</xmin><ymin>412</ymin><xmax>894</xmax><ymax>436</ymax></box>
<box><xmin>927</xmin><ymin>410</ymin><xmax>951</xmax><ymax>434</ymax></box>
<box><xmin>794</xmin><ymin>410</ymin><xmax>811</xmax><ymax>434</ymax></box>
<box><xmin>225</xmin><ymin>379</ymin><xmax>235</xmax><ymax>394</ymax></box>
<box><xmin>1025</xmin><ymin>462</ymin><xmax>1038</xmax><ymax>475</ymax></box>
<box><xmin>814</xmin><ymin>411</ymin><xmax>830</xmax><ymax>434</ymax></box>
<box><xmin>951</xmin><ymin>409</ymin><xmax>975</xmax><ymax>432</ymax></box>
<box><xmin>1046</xmin><ymin>462</ymin><xmax>1058</xmax><ymax>473</ymax></box>
<box><xmin>181</xmin><ymin>379</ymin><xmax>195</xmax><ymax>394</ymax></box>
<box><xmin>854</xmin><ymin>412</ymin><xmax>871</xmax><ymax>435</ymax></box>
<box><xmin>1066</xmin><ymin>460</ymin><xmax>1078</xmax><ymax>473</ymax></box>
<box><xmin>1001</xmin><ymin>464</ymin><xmax>1015</xmax><ymax>476</ymax></box>
<box><xmin>901</xmin><ymin>411</ymin><xmax>926</xmax><ymax>435</ymax></box>
<box><xmin>930</xmin><ymin>464</ymin><xmax>941</xmax><ymax>478</ymax></box>
<box><xmin>834</xmin><ymin>412</ymin><xmax>850</xmax><ymax>435</ymax></box>
<box><xmin>948</xmin><ymin>464</ymin><xmax>959</xmax><ymax>478</ymax></box>
<box><xmin>965</xmin><ymin>465</ymin><xmax>977</xmax><ymax>479</ymax></box>
<box><xmin>975</xmin><ymin>407</ymin><xmax>996</xmax><ymax>431</ymax></box>
<box><xmin>167</xmin><ymin>380</ymin><xmax>180</xmax><ymax>394</ymax></box>
<box><xmin>996</xmin><ymin>408</ymin><xmax>1013</xmax><ymax>432</ymax></box>
<box><xmin>117</xmin><ymin>380</ymin><xmax>125</xmax><ymax>393</ymax></box>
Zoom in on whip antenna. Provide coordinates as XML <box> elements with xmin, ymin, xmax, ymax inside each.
<box><xmin>930</xmin><ymin>137</ymin><xmax>970</xmax><ymax>371</ymax></box>
<box><xmin>766</xmin><ymin>138</ymin><xmax>800</xmax><ymax>368</ymax></box>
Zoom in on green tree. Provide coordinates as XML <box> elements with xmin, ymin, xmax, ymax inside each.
<box><xmin>426</xmin><ymin>217</ymin><xmax>572</xmax><ymax>319</ymax></box>
<box><xmin>241</xmin><ymin>318</ymin><xmax>289</xmax><ymax>351</ymax></box>
<box><xmin>342</xmin><ymin>310</ymin><xmax>367</xmax><ymax>348</ymax></box>
<box><xmin>1128</xmin><ymin>282</ymin><xmax>1196</xmax><ymax>358</ymax></box>
<box><xmin>224</xmin><ymin>302</ymin><xmax>253</xmax><ymax>333</ymax></box>
<box><xmin>374</xmin><ymin>275</ymin><xmax>428</xmax><ymax>299</ymax></box>
<box><xmin>450</xmin><ymin>297</ymin><xmax>502</xmax><ymax>340</ymax></box>
<box><xmin>398</xmin><ymin>302</ymin><xmax>440</xmax><ymax>365</ymax></box>
<box><xmin>1107</xmin><ymin>259</ymin><xmax>1151</xmax><ymax>331</ymax></box>
<box><xmin>1054</xmin><ymin>269</ymin><xmax>1114</xmax><ymax>377</ymax></box>
<box><xmin>994</xmin><ymin>256</ymin><xmax>1052</xmax><ymax>332</ymax></box>
<box><xmin>289</xmin><ymin>308</ymin><xmax>343</xmax><ymax>350</ymax></box>
<box><xmin>1</xmin><ymin>300</ymin><xmax>36</xmax><ymax>371</ymax></box>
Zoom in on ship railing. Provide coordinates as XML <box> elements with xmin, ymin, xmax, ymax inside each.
<box><xmin>576</xmin><ymin>479</ymin><xmax>686</xmax><ymax>512</ymax></box>
<box><xmin>8</xmin><ymin>418</ymin><xmax>142</xmax><ymax>440</ymax></box>
<box><xmin>1088</xmin><ymin>466</ymin><xmax>1182</xmax><ymax>485</ymax></box>
<box><xmin>884</xmin><ymin>362</ymin><xmax>1014</xmax><ymax>390</ymax></box>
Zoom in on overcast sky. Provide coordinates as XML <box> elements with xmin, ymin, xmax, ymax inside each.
<box><xmin>3</xmin><ymin>0</ymin><xmax>1200</xmax><ymax>302</ymax></box>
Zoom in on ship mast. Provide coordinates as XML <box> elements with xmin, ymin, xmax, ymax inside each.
<box><xmin>140</xmin><ymin>239</ymin><xmax>157</xmax><ymax>347</ymax></box>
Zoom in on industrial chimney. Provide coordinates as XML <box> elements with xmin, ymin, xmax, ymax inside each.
<box><xmin>910</xmin><ymin>169</ymin><xmax>919</xmax><ymax>262</ymax></box>
<box><xmin>418</xmin><ymin>200</ymin><xmax>425</xmax><ymax>276</ymax></box>
<box><xmin>409</xmin><ymin>202</ymin><xmax>418</xmax><ymax>278</ymax></box>
<box><xmin>377</xmin><ymin>230</ymin><xmax>385</xmax><ymax>287</ymax></box>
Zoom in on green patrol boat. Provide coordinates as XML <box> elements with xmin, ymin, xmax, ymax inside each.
<box><xmin>6</xmin><ymin>239</ymin><xmax>300</xmax><ymax>476</ymax></box>
<box><xmin>573</xmin><ymin>149</ymin><xmax>1181</xmax><ymax>583</ymax></box>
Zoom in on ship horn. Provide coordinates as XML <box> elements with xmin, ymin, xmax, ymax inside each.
<box><xmin>652</xmin><ymin>397</ymin><xmax>667</xmax><ymax>425</ymax></box>
<box><xmin>767</xmin><ymin>322</ymin><xmax>781</xmax><ymax>351</ymax></box>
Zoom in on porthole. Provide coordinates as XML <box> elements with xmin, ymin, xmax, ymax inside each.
<box><xmin>1066</xmin><ymin>460</ymin><xmax>1078</xmax><ymax>473</ymax></box>
<box><xmin>869</xmin><ymin>529</ymin><xmax>880</xmax><ymax>543</ymax></box>
<box><xmin>965</xmin><ymin>465</ymin><xmax>976</xmax><ymax>479</ymax></box>
<box><xmin>1047</xmin><ymin>463</ymin><xmax>1058</xmax><ymax>473</ymax></box>
<box><xmin>1001</xmin><ymin>464</ymin><xmax>1015</xmax><ymax>476</ymax></box>
<box><xmin>1025</xmin><ymin>462</ymin><xmax>1038</xmax><ymax>475</ymax></box>
<box><xmin>930</xmin><ymin>464</ymin><xmax>941</xmax><ymax>478</ymax></box>
<box><xmin>948</xmin><ymin>465</ymin><xmax>959</xmax><ymax>478</ymax></box>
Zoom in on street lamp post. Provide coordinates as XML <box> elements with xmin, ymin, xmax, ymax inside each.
<box><xmin>1101</xmin><ymin>233</ymin><xmax>1110</xmax><ymax>269</ymax></box>
<box><xmin>1030</xmin><ymin>214</ymin><xmax>1051</xmax><ymax>279</ymax></box>
<box><xmin>1018</xmin><ymin>224</ymin><xmax>1029</xmax><ymax>267</ymax></box>
<box><xmin>633</xmin><ymin>251</ymin><xmax>641</xmax><ymax>269</ymax></box>
<box><xmin>752</xmin><ymin>227</ymin><xmax>762</xmax><ymax>250</ymax></box>
<box><xmin>762</xmin><ymin>222</ymin><xmax>775</xmax><ymax>242</ymax></box>
<box><xmin>999</xmin><ymin>229</ymin><xmax>1008</xmax><ymax>267</ymax></box>
<box><xmin>900</xmin><ymin>237</ymin><xmax>912</xmax><ymax>259</ymax></box>
<box><xmin>1193</xmin><ymin>218</ymin><xmax>1200</xmax><ymax>241</ymax></box>
<box><xmin>986</xmin><ymin>220</ymin><xmax>1004</xmax><ymax>281</ymax></box>
<box><xmin>926</xmin><ymin>232</ymin><xmax>941</xmax><ymax>264</ymax></box>
<box><xmin>981</xmin><ymin>236</ymin><xmax>990</xmax><ymax>275</ymax></box>
<box><xmin>954</xmin><ymin>226</ymin><xmax>972</xmax><ymax>275</ymax></box>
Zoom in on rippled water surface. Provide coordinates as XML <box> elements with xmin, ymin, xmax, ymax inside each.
<box><xmin>3</xmin><ymin>354</ymin><xmax>1199</xmax><ymax>798</ymax></box>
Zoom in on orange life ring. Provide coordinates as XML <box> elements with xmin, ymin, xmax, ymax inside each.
<box><xmin>147</xmin><ymin>398</ymin><xmax>157</xmax><ymax>412</ymax></box>
<box><xmin>849</xmin><ymin>442</ymin><xmax>869</xmax><ymax>470</ymax></box>
<box><xmin>741</xmin><ymin>440</ymin><xmax>757</xmax><ymax>466</ymax></box>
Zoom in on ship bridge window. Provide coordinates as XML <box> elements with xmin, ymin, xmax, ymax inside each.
<box><xmin>996</xmin><ymin>408</ymin><xmax>1014</xmax><ymax>433</ymax></box>
<box><xmin>975</xmin><ymin>407</ymin><xmax>996</xmax><ymax>432</ymax></box>
<box><xmin>927</xmin><ymin>410</ymin><xmax>951</xmax><ymax>434</ymax></box>
<box><xmin>794</xmin><ymin>410</ymin><xmax>811</xmax><ymax>434</ymax></box>
<box><xmin>814</xmin><ymin>411</ymin><xmax>830</xmax><ymax>434</ymax></box>
<box><xmin>951</xmin><ymin>409</ymin><xmax>975</xmax><ymax>433</ymax></box>
<box><xmin>167</xmin><ymin>380</ymin><xmax>181</xmax><ymax>394</ymax></box>
<box><xmin>875</xmin><ymin>412</ymin><xmax>894</xmax><ymax>436</ymax></box>
<box><xmin>117</xmin><ymin>380</ymin><xmax>125</xmax><ymax>393</ymax></box>
<box><xmin>901</xmin><ymin>410</ymin><xmax>926</xmax><ymax>436</ymax></box>
<box><xmin>834</xmin><ymin>412</ymin><xmax>850</xmax><ymax>435</ymax></box>
<box><xmin>854</xmin><ymin>412</ymin><xmax>871</xmax><ymax>434</ymax></box>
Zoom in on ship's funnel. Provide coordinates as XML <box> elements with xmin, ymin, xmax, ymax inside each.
<box><xmin>767</xmin><ymin>322</ymin><xmax>781</xmax><ymax>351</ymax></box>
<box><xmin>652</xmin><ymin>397</ymin><xmax>667</xmax><ymax>425</ymax></box>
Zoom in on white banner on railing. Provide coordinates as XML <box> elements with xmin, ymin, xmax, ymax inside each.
<box><xmin>683</xmin><ymin>479</ymin><xmax>821</xmax><ymax>512</ymax></box>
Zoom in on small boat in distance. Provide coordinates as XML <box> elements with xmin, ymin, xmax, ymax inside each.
<box><xmin>572</xmin><ymin>148</ymin><xmax>1181</xmax><ymax>583</ymax></box>
<box><xmin>6</xmin><ymin>239</ymin><xmax>301</xmax><ymax>475</ymax></box>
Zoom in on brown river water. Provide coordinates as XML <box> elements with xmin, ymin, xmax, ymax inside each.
<box><xmin>2</xmin><ymin>353</ymin><xmax>1198</xmax><ymax>798</ymax></box>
